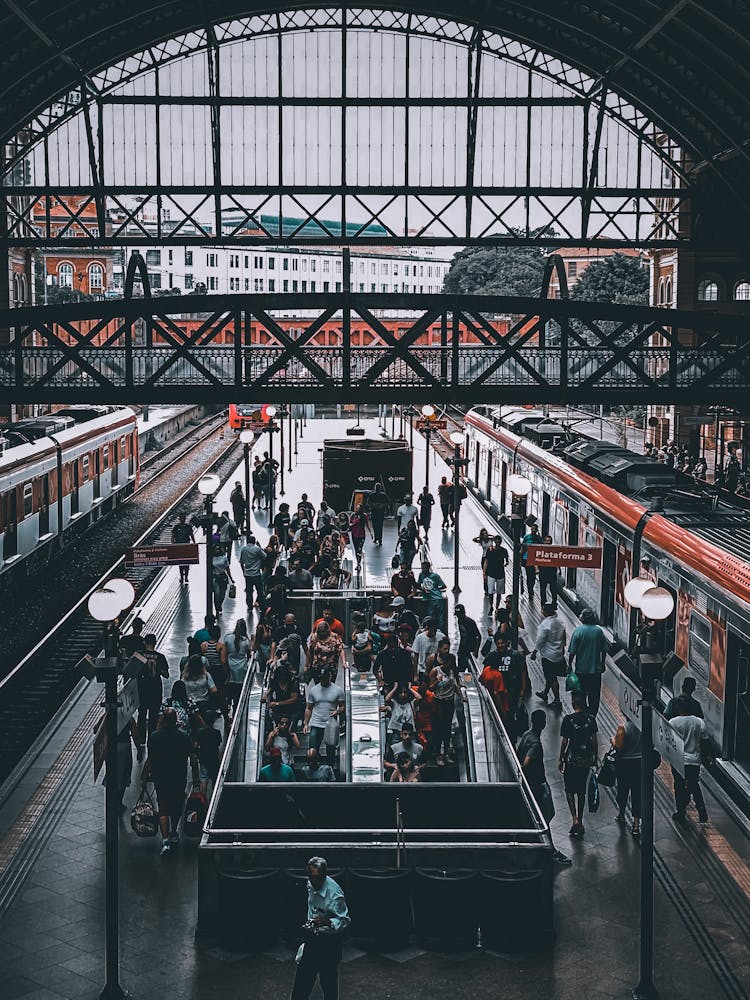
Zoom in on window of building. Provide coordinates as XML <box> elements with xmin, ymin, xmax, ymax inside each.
<box><xmin>413</xmin><ymin>265</ymin><xmax>417</xmax><ymax>276</ymax></box>
<box><xmin>359</xmin><ymin>261</ymin><xmax>365</xmax><ymax>272</ymax></box>
<box><xmin>665</xmin><ymin>278</ymin><xmax>672</xmax><ymax>304</ymax></box>
<box><xmin>268</xmin><ymin>257</ymin><xmax>275</xmax><ymax>270</ymax></box>
<box><xmin>427</xmin><ymin>266</ymin><xmax>432</xmax><ymax>277</ymax></box>
<box><xmin>185</xmin><ymin>274</ymin><xmax>194</xmax><ymax>289</ymax></box>
<box><xmin>207</xmin><ymin>253</ymin><xmax>217</xmax><ymax>267</ymax></box>
<box><xmin>420</xmin><ymin>265</ymin><xmax>424</xmax><ymax>276</ymax></box>
<box><xmin>283</xmin><ymin>258</ymin><xmax>289</xmax><ymax>270</ymax></box>
<box><xmin>335</xmin><ymin>281</ymin><xmax>341</xmax><ymax>292</ymax></box>
<box><xmin>381</xmin><ymin>283</ymin><xmax>387</xmax><ymax>292</ymax></box>
<box><xmin>58</xmin><ymin>262</ymin><xmax>74</xmax><ymax>288</ymax></box>
<box><xmin>381</xmin><ymin>262</ymin><xmax>388</xmax><ymax>275</ymax></box>
<box><xmin>244</xmin><ymin>277</ymin><xmax>250</xmax><ymax>290</ymax></box>
<box><xmin>323</xmin><ymin>260</ymin><xmax>330</xmax><ymax>273</ymax></box>
<box><xmin>311</xmin><ymin>259</ymin><xmax>317</xmax><ymax>273</ymax></box>
<box><xmin>268</xmin><ymin>279</ymin><xmax>275</xmax><ymax>291</ymax></box>
<box><xmin>734</xmin><ymin>281</ymin><xmax>750</xmax><ymax>301</ymax></box>
<box><xmin>23</xmin><ymin>482</ymin><xmax>33</xmax><ymax>517</ymax></box>
<box><xmin>371</xmin><ymin>282</ymin><xmax>376</xmax><ymax>292</ymax></box>
<box><xmin>146</xmin><ymin>250</ymin><xmax>161</xmax><ymax>266</ymax></box>
<box><xmin>292</xmin><ymin>280</ymin><xmax>298</xmax><ymax>292</ymax></box>
<box><xmin>151</xmin><ymin>272</ymin><xmax>162</xmax><ymax>289</ymax></box>
<box><xmin>253</xmin><ymin>278</ymin><xmax>260</xmax><ymax>291</ymax></box>
<box><xmin>323</xmin><ymin>281</ymin><xmax>330</xmax><ymax>292</ymax></box>
<box><xmin>89</xmin><ymin>263</ymin><xmax>104</xmax><ymax>290</ymax></box>
<box><xmin>371</xmin><ymin>262</ymin><xmax>376</xmax><ymax>274</ymax></box>
<box><xmin>208</xmin><ymin>276</ymin><xmax>218</xmax><ymax>290</ymax></box>
<box><xmin>254</xmin><ymin>256</ymin><xmax>263</xmax><ymax>268</ymax></box>
<box><xmin>335</xmin><ymin>260</ymin><xmax>342</xmax><ymax>274</ymax></box>
<box><xmin>301</xmin><ymin>280</ymin><xmax>307</xmax><ymax>292</ymax></box>
<box><xmin>359</xmin><ymin>283</ymin><xmax>365</xmax><ymax>292</ymax></box>
<box><xmin>657</xmin><ymin>278</ymin><xmax>665</xmax><ymax>305</ymax></box>
<box><xmin>283</xmin><ymin>279</ymin><xmax>289</xmax><ymax>291</ymax></box>
<box><xmin>168</xmin><ymin>250</ymin><xmax>173</xmax><ymax>266</ymax></box>
<box><xmin>310</xmin><ymin>281</ymin><xmax>316</xmax><ymax>291</ymax></box>
<box><xmin>185</xmin><ymin>251</ymin><xmax>193</xmax><ymax>266</ymax></box>
<box><xmin>292</xmin><ymin>258</ymin><xmax>299</xmax><ymax>271</ymax></box>
<box><xmin>568</xmin><ymin>261</ymin><xmax>578</xmax><ymax>278</ymax></box>
<box><xmin>301</xmin><ymin>259</ymin><xmax>307</xmax><ymax>272</ymax></box>
<box><xmin>245</xmin><ymin>256</ymin><xmax>250</xmax><ymax>268</ymax></box>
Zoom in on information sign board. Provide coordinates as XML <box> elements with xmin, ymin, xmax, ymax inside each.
<box><xmin>526</xmin><ymin>545</ymin><xmax>602</xmax><ymax>568</ymax></box>
<box><xmin>619</xmin><ymin>675</ymin><xmax>643</xmax><ymax>729</ymax></box>
<box><xmin>652</xmin><ymin>711</ymin><xmax>685</xmax><ymax>776</ymax></box>
<box><xmin>125</xmin><ymin>543</ymin><xmax>199</xmax><ymax>567</ymax></box>
<box><xmin>416</xmin><ymin>418</ymin><xmax>448</xmax><ymax>430</ymax></box>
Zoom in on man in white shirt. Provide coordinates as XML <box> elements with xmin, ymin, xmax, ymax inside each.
<box><xmin>669</xmin><ymin>699</ymin><xmax>711</xmax><ymax>824</ymax></box>
<box><xmin>304</xmin><ymin>670</ymin><xmax>345</xmax><ymax>758</ymax></box>
<box><xmin>411</xmin><ymin>618</ymin><xmax>445</xmax><ymax>677</ymax></box>
<box><xmin>396</xmin><ymin>495</ymin><xmax>418</xmax><ymax>533</ymax></box>
<box><xmin>532</xmin><ymin>603</ymin><xmax>566</xmax><ymax>707</ymax></box>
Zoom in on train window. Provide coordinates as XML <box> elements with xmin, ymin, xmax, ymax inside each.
<box><xmin>23</xmin><ymin>482</ymin><xmax>33</xmax><ymax>516</ymax></box>
<box><xmin>102</xmin><ymin>445</ymin><xmax>109</xmax><ymax>470</ymax></box>
<box><xmin>688</xmin><ymin>612</ymin><xmax>712</xmax><ymax>684</ymax></box>
<box><xmin>82</xmin><ymin>455</ymin><xmax>90</xmax><ymax>480</ymax></box>
<box><xmin>120</xmin><ymin>436</ymin><xmax>126</xmax><ymax>460</ymax></box>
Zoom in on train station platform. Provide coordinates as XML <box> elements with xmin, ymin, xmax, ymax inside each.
<box><xmin>0</xmin><ymin>417</ymin><xmax>748</xmax><ymax>1000</ymax></box>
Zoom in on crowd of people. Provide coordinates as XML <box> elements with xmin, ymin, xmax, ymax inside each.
<box><xmin>644</xmin><ymin>440</ymin><xmax>747</xmax><ymax>495</ymax></box>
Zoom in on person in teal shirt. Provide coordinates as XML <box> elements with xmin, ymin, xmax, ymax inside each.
<box><xmin>521</xmin><ymin>523</ymin><xmax>542</xmax><ymax>601</ymax></box>
<box><xmin>259</xmin><ymin>746</ymin><xmax>296</xmax><ymax>781</ymax></box>
<box><xmin>417</xmin><ymin>559</ymin><xmax>447</xmax><ymax>630</ymax></box>
<box><xmin>568</xmin><ymin>608</ymin><xmax>608</xmax><ymax>716</ymax></box>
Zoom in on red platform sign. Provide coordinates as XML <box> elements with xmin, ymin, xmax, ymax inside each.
<box><xmin>125</xmin><ymin>543</ymin><xmax>199</xmax><ymax>568</ymax></box>
<box><xmin>526</xmin><ymin>545</ymin><xmax>602</xmax><ymax>569</ymax></box>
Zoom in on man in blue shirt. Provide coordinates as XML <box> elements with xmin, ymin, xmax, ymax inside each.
<box><xmin>568</xmin><ymin>608</ymin><xmax>608</xmax><ymax>715</ymax></box>
<box><xmin>292</xmin><ymin>856</ymin><xmax>350</xmax><ymax>1000</ymax></box>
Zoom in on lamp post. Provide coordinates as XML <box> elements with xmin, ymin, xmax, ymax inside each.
<box><xmin>277</xmin><ymin>407</ymin><xmax>287</xmax><ymax>496</ymax></box>
<box><xmin>449</xmin><ymin>431</ymin><xmax>465</xmax><ymax>596</ymax></box>
<box><xmin>625</xmin><ymin>579</ymin><xmax>675</xmax><ymax>1000</ymax></box>
<box><xmin>507</xmin><ymin>473</ymin><xmax>531</xmax><ymax>649</ymax></box>
<box><xmin>288</xmin><ymin>408</ymin><xmax>293</xmax><ymax>472</ymax></box>
<box><xmin>407</xmin><ymin>407</ymin><xmax>414</xmax><ymax>450</ymax></box>
<box><xmin>197</xmin><ymin>474</ymin><xmax>220</xmax><ymax>621</ymax></box>
<box><xmin>87</xmin><ymin>578</ymin><xmax>136</xmax><ymax>1000</ymax></box>
<box><xmin>421</xmin><ymin>404</ymin><xmax>435</xmax><ymax>495</ymax></box>
<box><xmin>266</xmin><ymin>404</ymin><xmax>278</xmax><ymax>529</ymax></box>
<box><xmin>239</xmin><ymin>430</ymin><xmax>254</xmax><ymax>541</ymax></box>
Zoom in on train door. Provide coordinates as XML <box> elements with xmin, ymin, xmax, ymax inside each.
<box><xmin>500</xmin><ymin>460</ymin><xmax>507</xmax><ymax>512</ymax></box>
<box><xmin>600</xmin><ymin>538</ymin><xmax>617</xmax><ymax>626</ymax></box>
<box><xmin>4</xmin><ymin>490</ymin><xmax>18</xmax><ymax>557</ymax></box>
<box><xmin>656</xmin><ymin>578</ymin><xmax>678</xmax><ymax>653</ymax></box>
<box><xmin>541</xmin><ymin>493</ymin><xmax>551</xmax><ymax>536</ymax></box>
<box><xmin>725</xmin><ymin>629</ymin><xmax>750</xmax><ymax>769</ymax></box>
<box><xmin>40</xmin><ymin>474</ymin><xmax>50</xmax><ymax>535</ymax></box>
<box><xmin>485</xmin><ymin>450</ymin><xmax>493</xmax><ymax>502</ymax></box>
<box><xmin>566</xmin><ymin>511</ymin><xmax>579</xmax><ymax>589</ymax></box>
<box><xmin>94</xmin><ymin>450</ymin><xmax>101</xmax><ymax>500</ymax></box>
<box><xmin>71</xmin><ymin>460</ymin><xmax>80</xmax><ymax>515</ymax></box>
<box><xmin>474</xmin><ymin>443</ymin><xmax>481</xmax><ymax>488</ymax></box>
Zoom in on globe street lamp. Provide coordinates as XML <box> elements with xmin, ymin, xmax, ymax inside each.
<box><xmin>265</xmin><ymin>404</ymin><xmax>278</xmax><ymax>529</ymax></box>
<box><xmin>421</xmin><ymin>404</ymin><xmax>435</xmax><ymax>496</ymax></box>
<box><xmin>507</xmin><ymin>473</ymin><xmax>531</xmax><ymax>648</ymax></box>
<box><xmin>87</xmin><ymin>579</ymin><xmax>135</xmax><ymax>1000</ymax></box>
<box><xmin>239</xmin><ymin>429</ymin><xmax>254</xmax><ymax>541</ymax></box>
<box><xmin>627</xmin><ymin>581</ymin><xmax>675</xmax><ymax>1000</ymax></box>
<box><xmin>198</xmin><ymin>474</ymin><xmax>220</xmax><ymax>620</ymax></box>
<box><xmin>449</xmin><ymin>431</ymin><xmax>465</xmax><ymax>596</ymax></box>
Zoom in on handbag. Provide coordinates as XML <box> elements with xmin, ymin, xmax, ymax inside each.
<box><xmin>597</xmin><ymin>749</ymin><xmax>617</xmax><ymax>787</ymax></box>
<box><xmin>131</xmin><ymin>786</ymin><xmax>158</xmax><ymax>837</ymax></box>
<box><xmin>228</xmin><ymin>583</ymin><xmax>237</xmax><ymax>599</ymax></box>
<box><xmin>391</xmin><ymin>553</ymin><xmax>400</xmax><ymax>569</ymax></box>
<box><xmin>480</xmin><ymin>636</ymin><xmax>493</xmax><ymax>658</ymax></box>
<box><xmin>324</xmin><ymin>715</ymin><xmax>340</xmax><ymax>745</ymax></box>
<box><xmin>565</xmin><ymin>667</ymin><xmax>581</xmax><ymax>693</ymax></box>
<box><xmin>183</xmin><ymin>788</ymin><xmax>207</xmax><ymax>838</ymax></box>
<box><xmin>587</xmin><ymin>769</ymin><xmax>600</xmax><ymax>813</ymax></box>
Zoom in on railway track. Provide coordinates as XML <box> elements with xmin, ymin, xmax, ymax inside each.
<box><xmin>0</xmin><ymin>411</ymin><xmax>229</xmax><ymax>681</ymax></box>
<box><xmin>0</xmin><ymin>429</ymin><xmax>242</xmax><ymax>782</ymax></box>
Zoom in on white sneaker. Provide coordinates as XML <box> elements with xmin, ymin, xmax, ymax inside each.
<box><xmin>160</xmin><ymin>842</ymin><xmax>171</xmax><ymax>857</ymax></box>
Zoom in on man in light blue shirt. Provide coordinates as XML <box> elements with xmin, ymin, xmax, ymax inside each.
<box><xmin>292</xmin><ymin>856</ymin><xmax>350</xmax><ymax>1000</ymax></box>
<box><xmin>568</xmin><ymin>608</ymin><xmax>608</xmax><ymax>715</ymax></box>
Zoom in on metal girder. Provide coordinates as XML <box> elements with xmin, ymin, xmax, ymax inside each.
<box><xmin>1</xmin><ymin>292</ymin><xmax>749</xmax><ymax>407</ymax></box>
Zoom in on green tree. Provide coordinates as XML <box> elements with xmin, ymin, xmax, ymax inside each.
<box><xmin>442</xmin><ymin>228</ymin><xmax>556</xmax><ymax>296</ymax></box>
<box><xmin>570</xmin><ymin>253</ymin><xmax>648</xmax><ymax>305</ymax></box>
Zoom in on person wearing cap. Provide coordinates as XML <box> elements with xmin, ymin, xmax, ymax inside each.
<box><xmin>259</xmin><ymin>745</ymin><xmax>296</xmax><ymax>782</ymax></box>
<box><xmin>391</xmin><ymin>562</ymin><xmax>417</xmax><ymax>599</ymax></box>
<box><xmin>411</xmin><ymin>618</ymin><xmax>446</xmax><ymax>678</ymax></box>
<box><xmin>392</xmin><ymin>597</ymin><xmax>420</xmax><ymax>644</ymax></box>
<box><xmin>374</xmin><ymin>633</ymin><xmax>413</xmax><ymax>689</ymax></box>
<box><xmin>291</xmin><ymin>855</ymin><xmax>349</xmax><ymax>1000</ymax></box>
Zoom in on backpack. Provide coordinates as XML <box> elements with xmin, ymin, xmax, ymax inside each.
<box><xmin>130</xmin><ymin>787</ymin><xmax>158</xmax><ymax>837</ymax></box>
<box><xmin>567</xmin><ymin>714</ymin><xmax>596</xmax><ymax>767</ymax></box>
<box><xmin>183</xmin><ymin>790</ymin><xmax>208</xmax><ymax>838</ymax></box>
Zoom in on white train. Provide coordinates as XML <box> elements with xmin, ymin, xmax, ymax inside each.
<box><xmin>0</xmin><ymin>408</ymin><xmax>140</xmax><ymax>576</ymax></box>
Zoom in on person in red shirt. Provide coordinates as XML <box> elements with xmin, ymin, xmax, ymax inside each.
<box><xmin>479</xmin><ymin>658</ymin><xmax>509</xmax><ymax>718</ymax></box>
<box><xmin>413</xmin><ymin>678</ymin><xmax>436</xmax><ymax>759</ymax></box>
<box><xmin>312</xmin><ymin>606</ymin><xmax>345</xmax><ymax>640</ymax></box>
<box><xmin>391</xmin><ymin>563</ymin><xmax>417</xmax><ymax>599</ymax></box>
